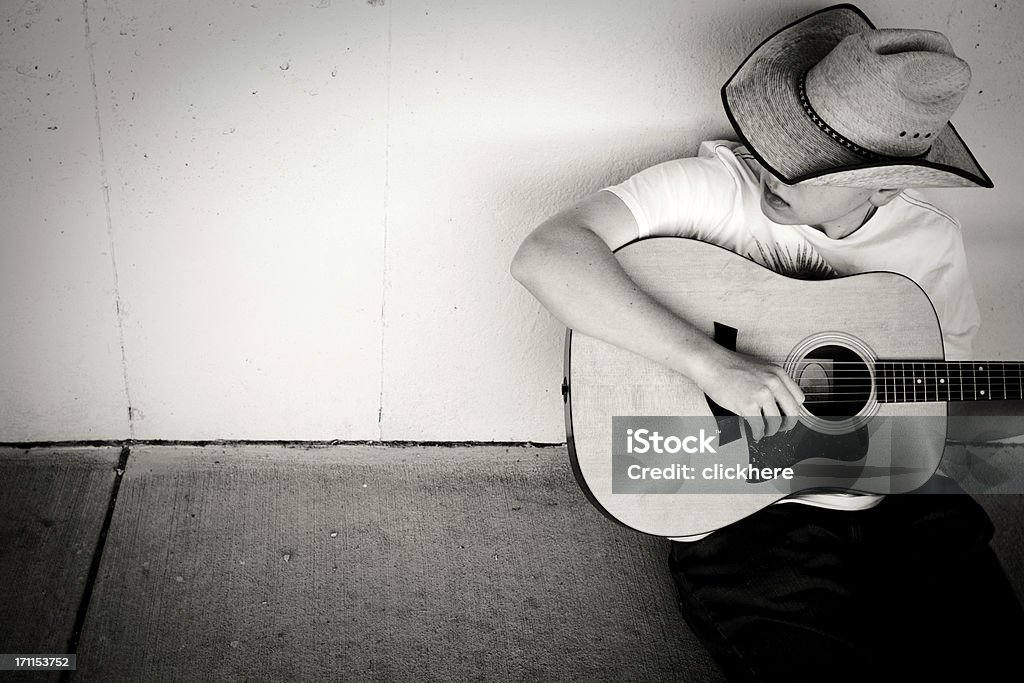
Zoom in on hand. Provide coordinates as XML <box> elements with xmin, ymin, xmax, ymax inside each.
<box><xmin>696</xmin><ymin>349</ymin><xmax>805</xmax><ymax>441</ymax></box>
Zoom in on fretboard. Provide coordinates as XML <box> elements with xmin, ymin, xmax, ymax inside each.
<box><xmin>877</xmin><ymin>361</ymin><xmax>1024</xmax><ymax>403</ymax></box>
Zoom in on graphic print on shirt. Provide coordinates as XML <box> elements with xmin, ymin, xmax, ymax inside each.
<box><xmin>749</xmin><ymin>238</ymin><xmax>836</xmax><ymax>280</ymax></box>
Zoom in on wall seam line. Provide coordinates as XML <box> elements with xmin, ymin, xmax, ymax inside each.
<box><xmin>83</xmin><ymin>0</ymin><xmax>134</xmax><ymax>440</ymax></box>
<box><xmin>377</xmin><ymin>1</ymin><xmax>394</xmax><ymax>440</ymax></box>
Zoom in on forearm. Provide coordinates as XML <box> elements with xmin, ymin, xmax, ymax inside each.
<box><xmin>511</xmin><ymin>219</ymin><xmax>722</xmax><ymax>383</ymax></box>
<box><xmin>511</xmin><ymin>193</ymin><xmax>805</xmax><ymax>433</ymax></box>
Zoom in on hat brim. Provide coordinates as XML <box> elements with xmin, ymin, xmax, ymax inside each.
<box><xmin>722</xmin><ymin>4</ymin><xmax>992</xmax><ymax>188</ymax></box>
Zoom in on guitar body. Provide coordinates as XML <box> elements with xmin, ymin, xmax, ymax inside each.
<box><xmin>565</xmin><ymin>238</ymin><xmax>948</xmax><ymax>538</ymax></box>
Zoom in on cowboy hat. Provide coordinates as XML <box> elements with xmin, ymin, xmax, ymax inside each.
<box><xmin>722</xmin><ymin>3</ymin><xmax>992</xmax><ymax>188</ymax></box>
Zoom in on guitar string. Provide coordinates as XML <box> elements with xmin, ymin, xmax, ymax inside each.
<box><xmin>796</xmin><ymin>374</ymin><xmax>1021</xmax><ymax>380</ymax></box>
<box><xmin>789</xmin><ymin>377</ymin><xmax>1022</xmax><ymax>402</ymax></box>
<box><xmin>774</xmin><ymin>362</ymin><xmax>1023</xmax><ymax>367</ymax></box>
<box><xmin>725</xmin><ymin>360</ymin><xmax>1021</xmax><ymax>402</ymax></box>
<box><xmin>797</xmin><ymin>379</ymin><xmax>1020</xmax><ymax>385</ymax></box>
<box><xmin>801</xmin><ymin>397</ymin><xmax>1013</xmax><ymax>401</ymax></box>
<box><xmin>799</xmin><ymin>384</ymin><xmax>1021</xmax><ymax>393</ymax></box>
<box><xmin>770</xmin><ymin>360</ymin><xmax>1019</xmax><ymax>366</ymax></box>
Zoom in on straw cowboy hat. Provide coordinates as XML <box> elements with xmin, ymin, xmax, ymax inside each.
<box><xmin>722</xmin><ymin>3</ymin><xmax>992</xmax><ymax>188</ymax></box>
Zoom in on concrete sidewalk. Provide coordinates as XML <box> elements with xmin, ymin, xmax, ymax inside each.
<box><xmin>0</xmin><ymin>445</ymin><xmax>722</xmax><ymax>682</ymax></box>
<box><xmin>1</xmin><ymin>443</ymin><xmax>1022</xmax><ymax>682</ymax></box>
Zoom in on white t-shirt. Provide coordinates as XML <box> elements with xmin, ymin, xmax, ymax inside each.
<box><xmin>603</xmin><ymin>140</ymin><xmax>981</xmax><ymax>524</ymax></box>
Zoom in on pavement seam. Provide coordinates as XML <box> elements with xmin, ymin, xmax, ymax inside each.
<box><xmin>0</xmin><ymin>439</ymin><xmax>568</xmax><ymax>449</ymax></box>
<box><xmin>61</xmin><ymin>443</ymin><xmax>131</xmax><ymax>681</ymax></box>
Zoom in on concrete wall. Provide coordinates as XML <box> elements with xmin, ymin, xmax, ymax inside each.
<box><xmin>2</xmin><ymin>0</ymin><xmax>1022</xmax><ymax>443</ymax></box>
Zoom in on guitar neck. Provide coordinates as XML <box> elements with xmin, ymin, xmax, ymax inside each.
<box><xmin>877</xmin><ymin>361</ymin><xmax>1024</xmax><ymax>403</ymax></box>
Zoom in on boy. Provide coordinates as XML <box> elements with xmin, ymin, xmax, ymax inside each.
<box><xmin>512</xmin><ymin>5</ymin><xmax>1024</xmax><ymax>680</ymax></box>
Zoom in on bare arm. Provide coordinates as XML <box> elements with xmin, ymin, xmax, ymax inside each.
<box><xmin>511</xmin><ymin>190</ymin><xmax>804</xmax><ymax>439</ymax></box>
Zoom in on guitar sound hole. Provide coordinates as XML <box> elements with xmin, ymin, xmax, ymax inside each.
<box><xmin>797</xmin><ymin>345</ymin><xmax>871</xmax><ymax>420</ymax></box>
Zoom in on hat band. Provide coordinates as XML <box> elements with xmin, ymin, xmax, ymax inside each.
<box><xmin>797</xmin><ymin>71</ymin><xmax>931</xmax><ymax>163</ymax></box>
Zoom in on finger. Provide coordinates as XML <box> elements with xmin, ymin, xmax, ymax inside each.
<box><xmin>771</xmin><ymin>372</ymin><xmax>805</xmax><ymax>417</ymax></box>
<box><xmin>780</xmin><ymin>412</ymin><xmax>799</xmax><ymax>433</ymax></box>
<box><xmin>761</xmin><ymin>401</ymin><xmax>782</xmax><ymax>437</ymax></box>
<box><xmin>745</xmin><ymin>414</ymin><xmax>764</xmax><ymax>442</ymax></box>
<box><xmin>774</xmin><ymin>368</ymin><xmax>806</xmax><ymax>405</ymax></box>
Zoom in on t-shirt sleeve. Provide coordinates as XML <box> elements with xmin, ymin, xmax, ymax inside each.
<box><xmin>923</xmin><ymin>221</ymin><xmax>980</xmax><ymax>361</ymax></box>
<box><xmin>601</xmin><ymin>150</ymin><xmax>740</xmax><ymax>241</ymax></box>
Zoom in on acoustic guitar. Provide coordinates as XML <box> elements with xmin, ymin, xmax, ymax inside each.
<box><xmin>564</xmin><ymin>238</ymin><xmax>1022</xmax><ymax>538</ymax></box>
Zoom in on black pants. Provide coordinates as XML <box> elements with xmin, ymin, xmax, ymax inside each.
<box><xmin>668</xmin><ymin>488</ymin><xmax>1024</xmax><ymax>681</ymax></box>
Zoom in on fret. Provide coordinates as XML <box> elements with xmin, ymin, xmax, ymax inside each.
<box><xmin>883</xmin><ymin>362</ymin><xmax>893</xmax><ymax>403</ymax></box>
<box><xmin>993</xmin><ymin>362</ymin><xmax>1006</xmax><ymax>400</ymax></box>
<box><xmin>936</xmin><ymin>362</ymin><xmax>949</xmax><ymax>402</ymax></box>
<box><xmin>888</xmin><ymin>363</ymin><xmax>896</xmax><ymax>403</ymax></box>
<box><xmin>915</xmin><ymin>362</ymin><xmax>926</xmax><ymax>402</ymax></box>
<box><xmin>979</xmin><ymin>363</ymin><xmax>990</xmax><ymax>400</ymax></box>
<box><xmin>925</xmin><ymin>362</ymin><xmax>937</xmax><ymax>402</ymax></box>
<box><xmin>889</xmin><ymin>362</ymin><xmax>897</xmax><ymax>403</ymax></box>
<box><xmin>947</xmin><ymin>361</ymin><xmax>964</xmax><ymax>402</ymax></box>
<box><xmin>884</xmin><ymin>362</ymin><xmax>892</xmax><ymax>405</ymax></box>
<box><xmin>1009</xmin><ymin>362</ymin><xmax>1023</xmax><ymax>401</ymax></box>
<box><xmin>895</xmin><ymin>362</ymin><xmax>905</xmax><ymax>403</ymax></box>
<box><xmin>884</xmin><ymin>363</ymin><xmax>892</xmax><ymax>403</ymax></box>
